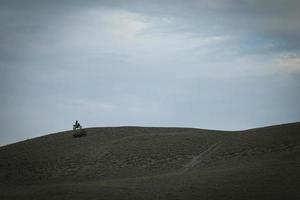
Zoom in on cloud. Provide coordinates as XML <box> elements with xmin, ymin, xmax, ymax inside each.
<box><xmin>116</xmin><ymin>0</ymin><xmax>300</xmax><ymax>51</ymax></box>
<box><xmin>0</xmin><ymin>0</ymin><xmax>300</xmax><ymax>145</ymax></box>
<box><xmin>275</xmin><ymin>53</ymin><xmax>300</xmax><ymax>73</ymax></box>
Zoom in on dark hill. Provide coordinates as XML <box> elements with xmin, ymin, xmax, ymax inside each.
<box><xmin>1</xmin><ymin>123</ymin><xmax>300</xmax><ymax>200</ymax></box>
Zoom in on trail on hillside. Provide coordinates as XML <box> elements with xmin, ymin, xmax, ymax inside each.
<box><xmin>176</xmin><ymin>143</ymin><xmax>220</xmax><ymax>175</ymax></box>
<box><xmin>76</xmin><ymin>131</ymin><xmax>196</xmax><ymax>174</ymax></box>
<box><xmin>107</xmin><ymin>135</ymin><xmax>221</xmax><ymax>177</ymax></box>
<box><xmin>85</xmin><ymin>133</ymin><xmax>220</xmax><ymax>179</ymax></box>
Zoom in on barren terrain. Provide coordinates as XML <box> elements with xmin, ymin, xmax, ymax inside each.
<box><xmin>1</xmin><ymin>122</ymin><xmax>300</xmax><ymax>200</ymax></box>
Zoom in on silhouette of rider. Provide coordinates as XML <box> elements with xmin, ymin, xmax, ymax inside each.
<box><xmin>74</xmin><ymin>120</ymin><xmax>81</xmax><ymax>129</ymax></box>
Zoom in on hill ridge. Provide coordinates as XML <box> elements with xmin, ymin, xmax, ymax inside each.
<box><xmin>1</xmin><ymin>122</ymin><xmax>300</xmax><ymax>200</ymax></box>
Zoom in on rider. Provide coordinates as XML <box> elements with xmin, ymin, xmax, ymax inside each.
<box><xmin>74</xmin><ymin>120</ymin><xmax>81</xmax><ymax>130</ymax></box>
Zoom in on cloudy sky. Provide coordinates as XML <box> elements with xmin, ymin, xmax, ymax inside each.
<box><xmin>1</xmin><ymin>0</ymin><xmax>300</xmax><ymax>145</ymax></box>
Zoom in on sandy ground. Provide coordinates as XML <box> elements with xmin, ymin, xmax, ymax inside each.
<box><xmin>1</xmin><ymin>123</ymin><xmax>300</xmax><ymax>200</ymax></box>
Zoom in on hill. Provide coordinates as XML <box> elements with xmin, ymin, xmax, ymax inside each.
<box><xmin>1</xmin><ymin>123</ymin><xmax>300</xmax><ymax>200</ymax></box>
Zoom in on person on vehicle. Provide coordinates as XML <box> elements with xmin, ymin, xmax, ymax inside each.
<box><xmin>73</xmin><ymin>120</ymin><xmax>81</xmax><ymax>130</ymax></box>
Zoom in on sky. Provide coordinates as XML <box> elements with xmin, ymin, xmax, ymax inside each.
<box><xmin>1</xmin><ymin>0</ymin><xmax>300</xmax><ymax>145</ymax></box>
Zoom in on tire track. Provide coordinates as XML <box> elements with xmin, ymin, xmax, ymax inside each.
<box><xmin>174</xmin><ymin>143</ymin><xmax>220</xmax><ymax>175</ymax></box>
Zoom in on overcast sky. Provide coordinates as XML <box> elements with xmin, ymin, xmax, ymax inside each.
<box><xmin>1</xmin><ymin>0</ymin><xmax>300</xmax><ymax>145</ymax></box>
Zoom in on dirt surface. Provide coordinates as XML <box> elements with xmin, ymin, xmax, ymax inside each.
<box><xmin>1</xmin><ymin>123</ymin><xmax>300</xmax><ymax>200</ymax></box>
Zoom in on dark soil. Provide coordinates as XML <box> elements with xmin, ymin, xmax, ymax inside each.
<box><xmin>1</xmin><ymin>123</ymin><xmax>300</xmax><ymax>200</ymax></box>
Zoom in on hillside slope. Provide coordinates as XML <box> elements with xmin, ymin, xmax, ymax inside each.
<box><xmin>1</xmin><ymin>123</ymin><xmax>300</xmax><ymax>200</ymax></box>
